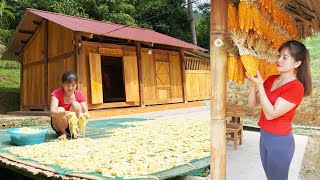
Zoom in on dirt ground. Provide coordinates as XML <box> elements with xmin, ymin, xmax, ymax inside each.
<box><xmin>295</xmin><ymin>128</ymin><xmax>320</xmax><ymax>180</ymax></box>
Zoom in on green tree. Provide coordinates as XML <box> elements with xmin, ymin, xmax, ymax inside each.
<box><xmin>0</xmin><ymin>0</ymin><xmax>14</xmax><ymax>25</ymax></box>
<box><xmin>134</xmin><ymin>0</ymin><xmax>191</xmax><ymax>43</ymax></box>
<box><xmin>195</xmin><ymin>2</ymin><xmax>210</xmax><ymax>50</ymax></box>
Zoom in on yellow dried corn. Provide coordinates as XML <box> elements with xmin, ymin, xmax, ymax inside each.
<box><xmin>236</xmin><ymin>58</ymin><xmax>245</xmax><ymax>84</ymax></box>
<box><xmin>259</xmin><ymin>59</ymin><xmax>267</xmax><ymax>80</ymax></box>
<box><xmin>240</xmin><ymin>54</ymin><xmax>259</xmax><ymax>77</ymax></box>
<box><xmin>238</xmin><ymin>1</ymin><xmax>246</xmax><ymax>30</ymax></box>
<box><xmin>228</xmin><ymin>3</ymin><xmax>237</xmax><ymax>30</ymax></box>
<box><xmin>227</xmin><ymin>55</ymin><xmax>238</xmax><ymax>81</ymax></box>
<box><xmin>244</xmin><ymin>5</ymin><xmax>254</xmax><ymax>32</ymax></box>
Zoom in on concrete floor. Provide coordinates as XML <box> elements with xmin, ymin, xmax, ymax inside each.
<box><xmin>94</xmin><ymin>105</ymin><xmax>309</xmax><ymax>180</ymax></box>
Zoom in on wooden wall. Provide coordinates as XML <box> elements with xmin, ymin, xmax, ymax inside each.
<box><xmin>141</xmin><ymin>48</ymin><xmax>183</xmax><ymax>105</ymax></box>
<box><xmin>47</xmin><ymin>21</ymin><xmax>75</xmax><ymax>104</ymax></box>
<box><xmin>21</xmin><ymin>21</ymin><xmax>75</xmax><ymax>110</ymax></box>
<box><xmin>80</xmin><ymin>43</ymin><xmax>184</xmax><ymax>109</ymax></box>
<box><xmin>184</xmin><ymin>57</ymin><xmax>211</xmax><ymax>101</ymax></box>
<box><xmin>21</xmin><ymin>21</ymin><xmax>45</xmax><ymax>108</ymax></box>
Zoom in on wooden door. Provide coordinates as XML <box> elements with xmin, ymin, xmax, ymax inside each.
<box><xmin>123</xmin><ymin>49</ymin><xmax>140</xmax><ymax>102</ymax></box>
<box><xmin>89</xmin><ymin>53</ymin><xmax>103</xmax><ymax>104</ymax></box>
<box><xmin>155</xmin><ymin>60</ymin><xmax>171</xmax><ymax>100</ymax></box>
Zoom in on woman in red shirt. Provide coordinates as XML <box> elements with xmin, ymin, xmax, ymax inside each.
<box><xmin>50</xmin><ymin>71</ymin><xmax>89</xmax><ymax>140</ymax></box>
<box><xmin>247</xmin><ymin>40</ymin><xmax>312</xmax><ymax>180</ymax></box>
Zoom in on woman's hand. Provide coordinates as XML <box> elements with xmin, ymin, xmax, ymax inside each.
<box><xmin>246</xmin><ymin>70</ymin><xmax>264</xmax><ymax>91</ymax></box>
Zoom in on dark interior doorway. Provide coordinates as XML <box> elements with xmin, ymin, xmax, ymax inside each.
<box><xmin>101</xmin><ymin>56</ymin><xmax>125</xmax><ymax>103</ymax></box>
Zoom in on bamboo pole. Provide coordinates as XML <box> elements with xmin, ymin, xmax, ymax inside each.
<box><xmin>210</xmin><ymin>0</ymin><xmax>228</xmax><ymax>179</ymax></box>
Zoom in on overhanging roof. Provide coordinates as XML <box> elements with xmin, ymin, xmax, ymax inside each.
<box><xmin>7</xmin><ymin>8</ymin><xmax>206</xmax><ymax>54</ymax></box>
<box><xmin>285</xmin><ymin>0</ymin><xmax>320</xmax><ymax>36</ymax></box>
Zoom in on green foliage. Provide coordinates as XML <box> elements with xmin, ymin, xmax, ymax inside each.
<box><xmin>6</xmin><ymin>0</ymin><xmax>138</xmax><ymax>28</ymax></box>
<box><xmin>0</xmin><ymin>28</ymin><xmax>14</xmax><ymax>45</ymax></box>
<box><xmin>303</xmin><ymin>33</ymin><xmax>320</xmax><ymax>79</ymax></box>
<box><xmin>0</xmin><ymin>60</ymin><xmax>20</xmax><ymax>113</ymax></box>
<box><xmin>51</xmin><ymin>0</ymin><xmax>88</xmax><ymax>18</ymax></box>
<box><xmin>0</xmin><ymin>60</ymin><xmax>20</xmax><ymax>90</ymax></box>
<box><xmin>134</xmin><ymin>0</ymin><xmax>191</xmax><ymax>42</ymax></box>
<box><xmin>0</xmin><ymin>0</ymin><xmax>15</xmax><ymax>25</ymax></box>
<box><xmin>195</xmin><ymin>3</ymin><xmax>210</xmax><ymax>50</ymax></box>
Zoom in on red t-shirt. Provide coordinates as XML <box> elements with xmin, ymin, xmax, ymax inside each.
<box><xmin>51</xmin><ymin>88</ymin><xmax>86</xmax><ymax>111</ymax></box>
<box><xmin>258</xmin><ymin>75</ymin><xmax>304</xmax><ymax>135</ymax></box>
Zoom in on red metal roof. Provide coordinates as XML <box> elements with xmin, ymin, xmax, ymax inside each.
<box><xmin>25</xmin><ymin>9</ymin><xmax>206</xmax><ymax>51</ymax></box>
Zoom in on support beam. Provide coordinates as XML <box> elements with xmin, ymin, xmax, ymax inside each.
<box><xmin>81</xmin><ymin>32</ymin><xmax>93</xmax><ymax>39</ymax></box>
<box><xmin>33</xmin><ymin>20</ymin><xmax>42</xmax><ymax>25</ymax></box>
<box><xmin>20</xmin><ymin>51</ymin><xmax>25</xmax><ymax>111</ymax></box>
<box><xmin>75</xmin><ymin>32</ymin><xmax>82</xmax><ymax>91</ymax></box>
<box><xmin>136</xmin><ymin>42</ymin><xmax>145</xmax><ymax>107</ymax></box>
<box><xmin>180</xmin><ymin>49</ymin><xmax>187</xmax><ymax>103</ymax></box>
<box><xmin>18</xmin><ymin>29</ymin><xmax>35</xmax><ymax>35</ymax></box>
<box><xmin>44</xmin><ymin>20</ymin><xmax>49</xmax><ymax>111</ymax></box>
<box><xmin>20</xmin><ymin>40</ymin><xmax>28</xmax><ymax>44</ymax></box>
<box><xmin>210</xmin><ymin>0</ymin><xmax>228</xmax><ymax>179</ymax></box>
<box><xmin>141</xmin><ymin>42</ymin><xmax>154</xmax><ymax>47</ymax></box>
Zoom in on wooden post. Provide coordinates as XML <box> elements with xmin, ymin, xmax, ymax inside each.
<box><xmin>44</xmin><ymin>20</ymin><xmax>49</xmax><ymax>111</ymax></box>
<box><xmin>136</xmin><ymin>42</ymin><xmax>145</xmax><ymax>107</ymax></box>
<box><xmin>20</xmin><ymin>51</ymin><xmax>24</xmax><ymax>111</ymax></box>
<box><xmin>180</xmin><ymin>49</ymin><xmax>187</xmax><ymax>103</ymax></box>
<box><xmin>75</xmin><ymin>32</ymin><xmax>82</xmax><ymax>91</ymax></box>
<box><xmin>210</xmin><ymin>0</ymin><xmax>228</xmax><ymax>179</ymax></box>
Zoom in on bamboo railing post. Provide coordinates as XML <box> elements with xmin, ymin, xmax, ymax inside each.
<box><xmin>210</xmin><ymin>0</ymin><xmax>228</xmax><ymax>179</ymax></box>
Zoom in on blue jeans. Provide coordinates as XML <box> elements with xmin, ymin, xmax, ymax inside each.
<box><xmin>260</xmin><ymin>129</ymin><xmax>295</xmax><ymax>180</ymax></box>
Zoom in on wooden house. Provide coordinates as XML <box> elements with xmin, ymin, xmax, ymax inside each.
<box><xmin>7</xmin><ymin>9</ymin><xmax>210</xmax><ymax>113</ymax></box>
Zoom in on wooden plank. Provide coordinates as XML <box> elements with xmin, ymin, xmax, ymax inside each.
<box><xmin>169</xmin><ymin>52</ymin><xmax>183</xmax><ymax>101</ymax></box>
<box><xmin>89</xmin><ymin>101</ymin><xmax>205</xmax><ymax>119</ymax></box>
<box><xmin>75</xmin><ymin>32</ymin><xmax>82</xmax><ymax>91</ymax></box>
<box><xmin>22</xmin><ymin>21</ymin><xmax>45</xmax><ymax>65</ymax></box>
<box><xmin>23</xmin><ymin>22</ymin><xmax>45</xmax><ymax>65</ymax></box>
<box><xmin>123</xmin><ymin>48</ymin><xmax>140</xmax><ymax>102</ymax></box>
<box><xmin>185</xmin><ymin>70</ymin><xmax>211</xmax><ymax>101</ymax></box>
<box><xmin>141</xmin><ymin>48</ymin><xmax>156</xmax><ymax>103</ymax></box>
<box><xmin>23</xmin><ymin>65</ymin><xmax>45</xmax><ymax>107</ymax></box>
<box><xmin>44</xmin><ymin>20</ymin><xmax>49</xmax><ymax>111</ymax></box>
<box><xmin>82</xmin><ymin>41</ymin><xmax>123</xmax><ymax>50</ymax></box>
<box><xmin>80</xmin><ymin>44</ymin><xmax>95</xmax><ymax>104</ymax></box>
<box><xmin>47</xmin><ymin>56</ymin><xmax>75</xmax><ymax>99</ymax></box>
<box><xmin>180</xmin><ymin>49</ymin><xmax>187</xmax><ymax>103</ymax></box>
<box><xmin>88</xmin><ymin>101</ymin><xmax>140</xmax><ymax>110</ymax></box>
<box><xmin>48</xmin><ymin>21</ymin><xmax>74</xmax><ymax>58</ymax></box>
<box><xmin>99</xmin><ymin>47</ymin><xmax>123</xmax><ymax>57</ymax></box>
<box><xmin>89</xmin><ymin>53</ymin><xmax>103</xmax><ymax>104</ymax></box>
<box><xmin>20</xmin><ymin>51</ymin><xmax>25</xmax><ymax>111</ymax></box>
<box><xmin>135</xmin><ymin>42</ymin><xmax>145</xmax><ymax>107</ymax></box>
<box><xmin>81</xmin><ymin>32</ymin><xmax>93</xmax><ymax>39</ymax></box>
<box><xmin>48</xmin><ymin>51</ymin><xmax>74</xmax><ymax>62</ymax></box>
<box><xmin>23</xmin><ymin>61</ymin><xmax>44</xmax><ymax>69</ymax></box>
<box><xmin>155</xmin><ymin>60</ymin><xmax>171</xmax><ymax>100</ymax></box>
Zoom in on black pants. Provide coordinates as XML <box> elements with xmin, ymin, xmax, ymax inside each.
<box><xmin>50</xmin><ymin>117</ymin><xmax>70</xmax><ymax>134</ymax></box>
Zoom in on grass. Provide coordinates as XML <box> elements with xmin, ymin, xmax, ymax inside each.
<box><xmin>0</xmin><ymin>60</ymin><xmax>20</xmax><ymax>113</ymax></box>
<box><xmin>0</xmin><ymin>60</ymin><xmax>20</xmax><ymax>90</ymax></box>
